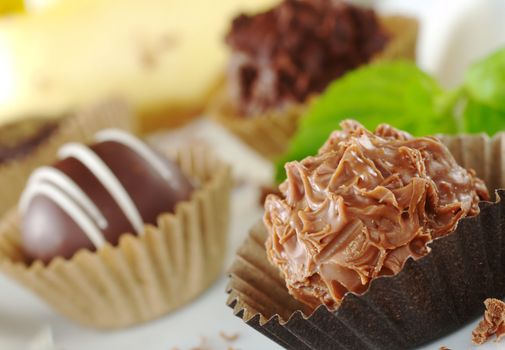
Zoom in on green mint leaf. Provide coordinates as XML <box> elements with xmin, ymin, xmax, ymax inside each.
<box><xmin>462</xmin><ymin>97</ymin><xmax>505</xmax><ymax>135</ymax></box>
<box><xmin>275</xmin><ymin>61</ymin><xmax>457</xmax><ymax>182</ymax></box>
<box><xmin>464</xmin><ymin>48</ymin><xmax>505</xmax><ymax>110</ymax></box>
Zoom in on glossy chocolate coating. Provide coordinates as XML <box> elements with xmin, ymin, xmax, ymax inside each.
<box><xmin>21</xmin><ymin>134</ymin><xmax>193</xmax><ymax>263</ymax></box>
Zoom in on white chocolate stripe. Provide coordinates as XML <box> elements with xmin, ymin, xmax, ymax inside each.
<box><xmin>20</xmin><ymin>183</ymin><xmax>106</xmax><ymax>248</ymax></box>
<box><xmin>95</xmin><ymin>129</ymin><xmax>173</xmax><ymax>181</ymax></box>
<box><xmin>58</xmin><ymin>143</ymin><xmax>144</xmax><ymax>234</ymax></box>
<box><xmin>21</xmin><ymin>166</ymin><xmax>108</xmax><ymax>230</ymax></box>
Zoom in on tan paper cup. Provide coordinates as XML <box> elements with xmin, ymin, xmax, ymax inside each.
<box><xmin>227</xmin><ymin>133</ymin><xmax>505</xmax><ymax>349</ymax></box>
<box><xmin>209</xmin><ymin>15</ymin><xmax>419</xmax><ymax>160</ymax></box>
<box><xmin>0</xmin><ymin>99</ymin><xmax>136</xmax><ymax>217</ymax></box>
<box><xmin>0</xmin><ymin>146</ymin><xmax>231</xmax><ymax>329</ymax></box>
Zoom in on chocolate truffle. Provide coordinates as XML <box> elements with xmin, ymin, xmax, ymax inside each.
<box><xmin>264</xmin><ymin>120</ymin><xmax>489</xmax><ymax>310</ymax></box>
<box><xmin>0</xmin><ymin>117</ymin><xmax>60</xmax><ymax>164</ymax></box>
<box><xmin>19</xmin><ymin>129</ymin><xmax>193</xmax><ymax>263</ymax></box>
<box><xmin>225</xmin><ymin>0</ymin><xmax>389</xmax><ymax>116</ymax></box>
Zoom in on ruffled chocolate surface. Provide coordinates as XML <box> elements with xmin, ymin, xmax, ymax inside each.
<box><xmin>472</xmin><ymin>298</ymin><xmax>505</xmax><ymax>345</ymax></box>
<box><xmin>225</xmin><ymin>0</ymin><xmax>389</xmax><ymax>116</ymax></box>
<box><xmin>264</xmin><ymin>120</ymin><xmax>489</xmax><ymax>309</ymax></box>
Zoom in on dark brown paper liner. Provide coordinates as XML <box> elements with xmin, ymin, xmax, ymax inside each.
<box><xmin>226</xmin><ymin>133</ymin><xmax>505</xmax><ymax>349</ymax></box>
<box><xmin>209</xmin><ymin>15</ymin><xmax>418</xmax><ymax>160</ymax></box>
<box><xmin>0</xmin><ymin>147</ymin><xmax>231</xmax><ymax>329</ymax></box>
<box><xmin>0</xmin><ymin>99</ymin><xmax>136</xmax><ymax>217</ymax></box>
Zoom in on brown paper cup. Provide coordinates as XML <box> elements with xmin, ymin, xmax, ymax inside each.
<box><xmin>227</xmin><ymin>132</ymin><xmax>505</xmax><ymax>349</ymax></box>
<box><xmin>0</xmin><ymin>146</ymin><xmax>231</xmax><ymax>329</ymax></box>
<box><xmin>209</xmin><ymin>15</ymin><xmax>419</xmax><ymax>160</ymax></box>
<box><xmin>0</xmin><ymin>99</ymin><xmax>136</xmax><ymax>217</ymax></box>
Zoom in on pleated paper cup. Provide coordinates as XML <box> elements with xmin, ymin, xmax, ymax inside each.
<box><xmin>227</xmin><ymin>133</ymin><xmax>505</xmax><ymax>349</ymax></box>
<box><xmin>0</xmin><ymin>99</ymin><xmax>136</xmax><ymax>217</ymax></box>
<box><xmin>209</xmin><ymin>15</ymin><xmax>418</xmax><ymax>160</ymax></box>
<box><xmin>0</xmin><ymin>146</ymin><xmax>231</xmax><ymax>329</ymax></box>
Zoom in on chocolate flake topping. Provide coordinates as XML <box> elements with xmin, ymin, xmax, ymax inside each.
<box><xmin>472</xmin><ymin>298</ymin><xmax>505</xmax><ymax>345</ymax></box>
<box><xmin>225</xmin><ymin>0</ymin><xmax>389</xmax><ymax>116</ymax></box>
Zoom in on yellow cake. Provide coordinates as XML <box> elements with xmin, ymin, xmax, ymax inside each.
<box><xmin>0</xmin><ymin>0</ymin><xmax>279</xmax><ymax>132</ymax></box>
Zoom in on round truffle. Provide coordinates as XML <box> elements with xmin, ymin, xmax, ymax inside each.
<box><xmin>264</xmin><ymin>120</ymin><xmax>489</xmax><ymax>310</ymax></box>
<box><xmin>225</xmin><ymin>0</ymin><xmax>389</xmax><ymax>116</ymax></box>
<box><xmin>19</xmin><ymin>129</ymin><xmax>193</xmax><ymax>263</ymax></box>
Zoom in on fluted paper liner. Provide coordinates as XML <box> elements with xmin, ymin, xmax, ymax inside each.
<box><xmin>0</xmin><ymin>146</ymin><xmax>231</xmax><ymax>329</ymax></box>
<box><xmin>227</xmin><ymin>133</ymin><xmax>505</xmax><ymax>349</ymax></box>
<box><xmin>0</xmin><ymin>99</ymin><xmax>136</xmax><ymax>217</ymax></box>
<box><xmin>209</xmin><ymin>15</ymin><xmax>419</xmax><ymax>160</ymax></box>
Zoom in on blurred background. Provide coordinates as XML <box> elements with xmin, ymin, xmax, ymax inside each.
<box><xmin>1</xmin><ymin>0</ymin><xmax>505</xmax><ymax>129</ymax></box>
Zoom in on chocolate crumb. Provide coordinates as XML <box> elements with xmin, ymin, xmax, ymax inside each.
<box><xmin>472</xmin><ymin>298</ymin><xmax>505</xmax><ymax>345</ymax></box>
<box><xmin>189</xmin><ymin>336</ymin><xmax>212</xmax><ymax>350</ymax></box>
<box><xmin>439</xmin><ymin>347</ymin><xmax>451</xmax><ymax>350</ymax></box>
<box><xmin>219</xmin><ymin>331</ymin><xmax>239</xmax><ymax>342</ymax></box>
<box><xmin>0</xmin><ymin>117</ymin><xmax>60</xmax><ymax>164</ymax></box>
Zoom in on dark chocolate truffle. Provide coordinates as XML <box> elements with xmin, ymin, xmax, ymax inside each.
<box><xmin>225</xmin><ymin>0</ymin><xmax>389</xmax><ymax>116</ymax></box>
<box><xmin>19</xmin><ymin>129</ymin><xmax>193</xmax><ymax>263</ymax></box>
<box><xmin>264</xmin><ymin>120</ymin><xmax>489</xmax><ymax>310</ymax></box>
<box><xmin>0</xmin><ymin>117</ymin><xmax>60</xmax><ymax>164</ymax></box>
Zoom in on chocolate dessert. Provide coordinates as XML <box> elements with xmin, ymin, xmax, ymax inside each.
<box><xmin>264</xmin><ymin>120</ymin><xmax>489</xmax><ymax>309</ymax></box>
<box><xmin>225</xmin><ymin>0</ymin><xmax>389</xmax><ymax>116</ymax></box>
<box><xmin>19</xmin><ymin>129</ymin><xmax>193</xmax><ymax>263</ymax></box>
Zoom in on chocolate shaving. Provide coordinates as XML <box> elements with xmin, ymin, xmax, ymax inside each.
<box><xmin>219</xmin><ymin>331</ymin><xmax>239</xmax><ymax>342</ymax></box>
<box><xmin>225</xmin><ymin>0</ymin><xmax>389</xmax><ymax>116</ymax></box>
<box><xmin>472</xmin><ymin>298</ymin><xmax>505</xmax><ymax>345</ymax></box>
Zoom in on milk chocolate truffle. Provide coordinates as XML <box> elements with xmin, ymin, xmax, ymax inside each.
<box><xmin>264</xmin><ymin>120</ymin><xmax>489</xmax><ymax>310</ymax></box>
<box><xmin>19</xmin><ymin>129</ymin><xmax>193</xmax><ymax>263</ymax></box>
<box><xmin>225</xmin><ymin>0</ymin><xmax>389</xmax><ymax>116</ymax></box>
